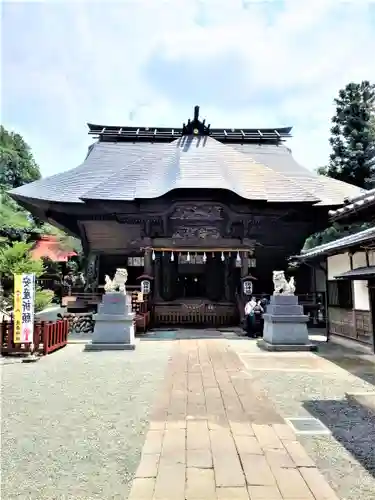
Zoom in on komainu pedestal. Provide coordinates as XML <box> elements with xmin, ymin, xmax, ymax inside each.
<box><xmin>84</xmin><ymin>292</ymin><xmax>135</xmax><ymax>351</ymax></box>
<box><xmin>257</xmin><ymin>294</ymin><xmax>317</xmax><ymax>352</ymax></box>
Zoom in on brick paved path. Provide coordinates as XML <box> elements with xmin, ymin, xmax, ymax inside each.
<box><xmin>128</xmin><ymin>340</ymin><xmax>339</xmax><ymax>499</ymax></box>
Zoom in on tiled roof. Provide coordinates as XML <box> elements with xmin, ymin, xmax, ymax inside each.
<box><xmin>335</xmin><ymin>266</ymin><xmax>375</xmax><ymax>280</ymax></box>
<box><xmin>328</xmin><ymin>186</ymin><xmax>375</xmax><ymax>219</ymax></box>
<box><xmin>10</xmin><ymin>135</ymin><xmax>364</xmax><ymax>206</ymax></box>
<box><xmin>30</xmin><ymin>236</ymin><xmax>77</xmax><ymax>262</ymax></box>
<box><xmin>232</xmin><ymin>144</ymin><xmax>365</xmax><ymax>206</ymax></box>
<box><xmin>292</xmin><ymin>225</ymin><xmax>375</xmax><ymax>260</ymax></box>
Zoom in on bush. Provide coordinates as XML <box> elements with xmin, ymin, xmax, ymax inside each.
<box><xmin>34</xmin><ymin>287</ymin><xmax>54</xmax><ymax>313</ymax></box>
<box><xmin>0</xmin><ymin>241</ymin><xmax>44</xmax><ymax>280</ymax></box>
<box><xmin>5</xmin><ymin>287</ymin><xmax>54</xmax><ymax>313</ymax></box>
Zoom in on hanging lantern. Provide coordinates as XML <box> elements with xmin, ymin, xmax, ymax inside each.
<box><xmin>203</xmin><ymin>252</ymin><xmax>207</xmax><ymax>263</ymax></box>
<box><xmin>170</xmin><ymin>251</ymin><xmax>174</xmax><ymax>262</ymax></box>
<box><xmin>187</xmin><ymin>251</ymin><xmax>191</xmax><ymax>262</ymax></box>
<box><xmin>221</xmin><ymin>252</ymin><xmax>225</xmax><ymax>262</ymax></box>
<box><xmin>249</xmin><ymin>258</ymin><xmax>256</xmax><ymax>268</ymax></box>
<box><xmin>243</xmin><ymin>280</ymin><xmax>253</xmax><ymax>295</ymax></box>
<box><xmin>212</xmin><ymin>252</ymin><xmax>215</xmax><ymax>258</ymax></box>
<box><xmin>162</xmin><ymin>251</ymin><xmax>165</xmax><ymax>257</ymax></box>
<box><xmin>152</xmin><ymin>250</ymin><xmax>156</xmax><ymax>261</ymax></box>
<box><xmin>236</xmin><ymin>251</ymin><xmax>241</xmax><ymax>263</ymax></box>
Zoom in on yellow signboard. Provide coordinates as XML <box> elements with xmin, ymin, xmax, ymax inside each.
<box><xmin>13</xmin><ymin>273</ymin><xmax>35</xmax><ymax>344</ymax></box>
<box><xmin>13</xmin><ymin>274</ymin><xmax>23</xmax><ymax>343</ymax></box>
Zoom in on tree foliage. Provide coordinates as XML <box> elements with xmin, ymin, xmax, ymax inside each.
<box><xmin>0</xmin><ymin>125</ymin><xmax>41</xmax><ymax>190</ymax></box>
<box><xmin>0</xmin><ymin>241</ymin><xmax>44</xmax><ymax>280</ymax></box>
<box><xmin>0</xmin><ymin>125</ymin><xmax>81</xmax><ymax>256</ymax></box>
<box><xmin>318</xmin><ymin>81</ymin><xmax>375</xmax><ymax>189</ymax></box>
<box><xmin>0</xmin><ymin>242</ymin><xmax>55</xmax><ymax>313</ymax></box>
<box><xmin>303</xmin><ymin>222</ymin><xmax>372</xmax><ymax>251</ymax></box>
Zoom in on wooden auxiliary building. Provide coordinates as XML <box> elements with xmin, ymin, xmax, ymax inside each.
<box><xmin>9</xmin><ymin>106</ymin><xmax>363</xmax><ymax>327</ymax></box>
<box><xmin>293</xmin><ymin>188</ymin><xmax>375</xmax><ymax>352</ymax></box>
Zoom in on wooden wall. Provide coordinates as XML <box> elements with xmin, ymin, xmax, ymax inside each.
<box><xmin>328</xmin><ymin>307</ymin><xmax>373</xmax><ymax>347</ymax></box>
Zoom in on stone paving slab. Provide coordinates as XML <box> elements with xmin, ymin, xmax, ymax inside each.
<box><xmin>128</xmin><ymin>340</ymin><xmax>340</xmax><ymax>500</ymax></box>
<box><xmin>229</xmin><ymin>338</ymin><xmax>375</xmax><ymax>500</ymax></box>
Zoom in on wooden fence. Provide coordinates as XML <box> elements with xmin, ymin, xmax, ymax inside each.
<box><xmin>154</xmin><ymin>303</ymin><xmax>238</xmax><ymax>327</ymax></box>
<box><xmin>1</xmin><ymin>319</ymin><xmax>69</xmax><ymax>356</ymax></box>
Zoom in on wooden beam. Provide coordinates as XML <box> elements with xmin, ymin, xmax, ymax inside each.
<box><xmin>144</xmin><ymin>246</ymin><xmax>254</xmax><ymax>252</ymax></box>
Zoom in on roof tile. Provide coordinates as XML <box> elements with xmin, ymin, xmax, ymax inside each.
<box><xmin>10</xmin><ymin>136</ymin><xmax>363</xmax><ymax>206</ymax></box>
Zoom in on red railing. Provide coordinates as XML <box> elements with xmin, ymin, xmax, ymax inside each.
<box><xmin>1</xmin><ymin>319</ymin><xmax>69</xmax><ymax>356</ymax></box>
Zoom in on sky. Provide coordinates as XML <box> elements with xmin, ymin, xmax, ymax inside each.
<box><xmin>2</xmin><ymin>0</ymin><xmax>375</xmax><ymax>177</ymax></box>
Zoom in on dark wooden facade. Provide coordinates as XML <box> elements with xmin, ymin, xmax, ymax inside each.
<box><xmin>37</xmin><ymin>191</ymin><xmax>327</xmax><ymax>325</ymax></box>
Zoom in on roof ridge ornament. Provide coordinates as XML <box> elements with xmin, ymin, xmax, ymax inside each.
<box><xmin>182</xmin><ymin>105</ymin><xmax>211</xmax><ymax>136</ymax></box>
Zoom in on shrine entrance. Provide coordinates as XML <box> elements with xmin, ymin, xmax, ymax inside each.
<box><xmin>177</xmin><ymin>262</ymin><xmax>206</xmax><ymax>298</ymax></box>
<box><xmin>153</xmin><ymin>251</ymin><xmax>241</xmax><ymax>326</ymax></box>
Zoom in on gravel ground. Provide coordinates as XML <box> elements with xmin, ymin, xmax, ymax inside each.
<box><xmin>1</xmin><ymin>341</ymin><xmax>173</xmax><ymax>500</ymax></box>
<box><xmin>229</xmin><ymin>338</ymin><xmax>375</xmax><ymax>500</ymax></box>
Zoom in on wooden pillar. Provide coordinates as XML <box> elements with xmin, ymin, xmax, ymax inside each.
<box><xmin>241</xmin><ymin>251</ymin><xmax>249</xmax><ymax>278</ymax></box>
<box><xmin>144</xmin><ymin>248</ymin><xmax>153</xmax><ymax>276</ymax></box>
<box><xmin>240</xmin><ymin>251</ymin><xmax>249</xmax><ymax>299</ymax></box>
<box><xmin>84</xmin><ymin>252</ymin><xmax>99</xmax><ymax>292</ymax></box>
<box><xmin>224</xmin><ymin>257</ymin><xmax>230</xmax><ymax>301</ymax></box>
<box><xmin>153</xmin><ymin>255</ymin><xmax>161</xmax><ymax>301</ymax></box>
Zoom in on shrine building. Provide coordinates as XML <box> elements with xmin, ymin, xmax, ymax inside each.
<box><xmin>9</xmin><ymin>106</ymin><xmax>364</xmax><ymax>326</ymax></box>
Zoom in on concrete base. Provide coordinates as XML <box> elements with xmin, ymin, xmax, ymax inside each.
<box><xmin>257</xmin><ymin>339</ymin><xmax>318</xmax><ymax>352</ymax></box>
<box><xmin>84</xmin><ymin>342</ymin><xmax>136</xmax><ymax>351</ymax></box>
<box><xmin>263</xmin><ymin>319</ymin><xmax>310</xmax><ymax>345</ymax></box>
<box><xmin>86</xmin><ymin>291</ymin><xmax>136</xmax><ymax>351</ymax></box>
<box><xmin>262</xmin><ymin>294</ymin><xmax>312</xmax><ymax>350</ymax></box>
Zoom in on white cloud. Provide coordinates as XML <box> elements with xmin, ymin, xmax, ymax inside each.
<box><xmin>2</xmin><ymin>0</ymin><xmax>375</xmax><ymax>175</ymax></box>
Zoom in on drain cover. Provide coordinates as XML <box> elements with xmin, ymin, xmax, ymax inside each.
<box><xmin>285</xmin><ymin>417</ymin><xmax>330</xmax><ymax>435</ymax></box>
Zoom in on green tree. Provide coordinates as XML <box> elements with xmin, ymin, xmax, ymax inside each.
<box><xmin>0</xmin><ymin>126</ymin><xmax>42</xmax><ymax>241</ymax></box>
<box><xmin>303</xmin><ymin>221</ymin><xmax>372</xmax><ymax>251</ymax></box>
<box><xmin>0</xmin><ymin>126</ymin><xmax>81</xmax><ymax>257</ymax></box>
<box><xmin>0</xmin><ymin>241</ymin><xmax>44</xmax><ymax>280</ymax></box>
<box><xmin>0</xmin><ymin>192</ymin><xmax>34</xmax><ymax>241</ymax></box>
<box><xmin>318</xmin><ymin>81</ymin><xmax>375</xmax><ymax>189</ymax></box>
<box><xmin>0</xmin><ymin>241</ymin><xmax>54</xmax><ymax>313</ymax></box>
<box><xmin>0</xmin><ymin>126</ymin><xmax>41</xmax><ymax>190</ymax></box>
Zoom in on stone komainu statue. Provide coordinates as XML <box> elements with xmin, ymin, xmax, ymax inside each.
<box><xmin>272</xmin><ymin>270</ymin><xmax>295</xmax><ymax>295</ymax></box>
<box><xmin>104</xmin><ymin>268</ymin><xmax>128</xmax><ymax>293</ymax></box>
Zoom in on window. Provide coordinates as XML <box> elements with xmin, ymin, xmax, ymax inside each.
<box><xmin>327</xmin><ymin>280</ymin><xmax>353</xmax><ymax>308</ymax></box>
